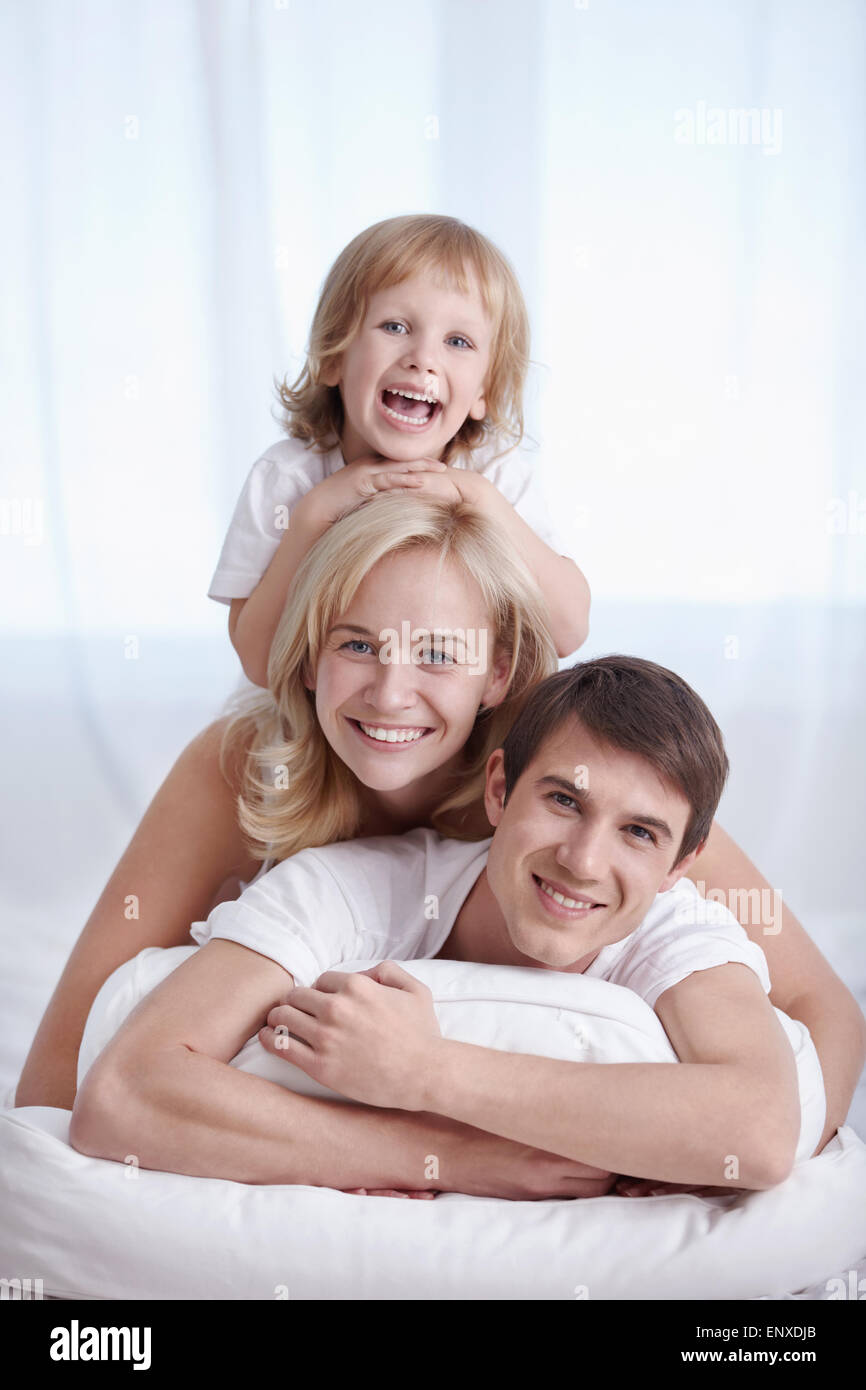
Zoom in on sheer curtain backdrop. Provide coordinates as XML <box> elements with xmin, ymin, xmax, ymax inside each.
<box><xmin>1</xmin><ymin>0</ymin><xmax>863</xmax><ymax>1110</ymax></box>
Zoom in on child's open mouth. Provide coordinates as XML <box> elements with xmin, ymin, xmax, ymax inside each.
<box><xmin>378</xmin><ymin>387</ymin><xmax>442</xmax><ymax>431</ymax></box>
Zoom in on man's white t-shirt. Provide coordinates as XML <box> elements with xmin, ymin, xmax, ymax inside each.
<box><xmin>208</xmin><ymin>436</ymin><xmax>576</xmax><ymax>604</ymax></box>
<box><xmin>190</xmin><ymin>827</ymin><xmax>771</xmax><ymax>1010</ymax></box>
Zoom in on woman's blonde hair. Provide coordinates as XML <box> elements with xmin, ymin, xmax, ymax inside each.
<box><xmin>220</xmin><ymin>492</ymin><xmax>557</xmax><ymax>862</ymax></box>
<box><xmin>276</xmin><ymin>214</ymin><xmax>530</xmax><ymax>463</ymax></box>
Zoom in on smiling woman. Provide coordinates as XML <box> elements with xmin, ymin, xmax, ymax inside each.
<box><xmin>221</xmin><ymin>490</ymin><xmax>558</xmax><ymax>860</ymax></box>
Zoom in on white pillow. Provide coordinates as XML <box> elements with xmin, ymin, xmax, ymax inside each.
<box><xmin>76</xmin><ymin>945</ymin><xmax>827</xmax><ymax>1161</ymax></box>
<box><xmin>1</xmin><ymin>948</ymin><xmax>862</xmax><ymax>1302</ymax></box>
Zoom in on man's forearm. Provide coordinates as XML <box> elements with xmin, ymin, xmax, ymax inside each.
<box><xmin>71</xmin><ymin>1045</ymin><xmax>482</xmax><ymax>1190</ymax></box>
<box><xmin>422</xmin><ymin>1044</ymin><xmax>796</xmax><ymax>1189</ymax></box>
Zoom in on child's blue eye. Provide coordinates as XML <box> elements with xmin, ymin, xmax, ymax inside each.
<box><xmin>447</xmin><ymin>335</ymin><xmax>472</xmax><ymax>350</ymax></box>
<box><xmin>381</xmin><ymin>321</ymin><xmax>408</xmax><ymax>335</ymax></box>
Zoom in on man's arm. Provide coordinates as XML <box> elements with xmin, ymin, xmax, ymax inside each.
<box><xmin>686</xmin><ymin>820</ymin><xmax>866</xmax><ymax>1152</ymax></box>
<box><xmin>425</xmin><ymin>963</ymin><xmax>800</xmax><ymax>1188</ymax></box>
<box><xmin>279</xmin><ymin>961</ymin><xmax>801</xmax><ymax>1190</ymax></box>
<box><xmin>69</xmin><ymin>940</ymin><xmax>609</xmax><ymax>1199</ymax></box>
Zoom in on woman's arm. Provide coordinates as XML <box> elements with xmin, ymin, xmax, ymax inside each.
<box><xmin>686</xmin><ymin>820</ymin><xmax>866</xmax><ymax>1152</ymax></box>
<box><xmin>14</xmin><ymin>719</ymin><xmax>258</xmax><ymax>1111</ymax></box>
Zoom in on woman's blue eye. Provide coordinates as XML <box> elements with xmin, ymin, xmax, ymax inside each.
<box><xmin>420</xmin><ymin>647</ymin><xmax>456</xmax><ymax>665</ymax></box>
<box><xmin>343</xmin><ymin>639</ymin><xmax>375</xmax><ymax>655</ymax></box>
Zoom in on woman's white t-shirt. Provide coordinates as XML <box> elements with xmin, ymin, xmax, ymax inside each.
<box><xmin>208</xmin><ymin>436</ymin><xmax>576</xmax><ymax>603</ymax></box>
<box><xmin>190</xmin><ymin>827</ymin><xmax>771</xmax><ymax>1010</ymax></box>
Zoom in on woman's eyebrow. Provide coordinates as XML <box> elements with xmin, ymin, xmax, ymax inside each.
<box><xmin>328</xmin><ymin>623</ymin><xmax>375</xmax><ymax>639</ymax></box>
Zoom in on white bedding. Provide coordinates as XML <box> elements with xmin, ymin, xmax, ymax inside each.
<box><xmin>1</xmin><ymin>949</ymin><xmax>864</xmax><ymax>1301</ymax></box>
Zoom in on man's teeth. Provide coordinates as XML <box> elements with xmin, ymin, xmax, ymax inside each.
<box><xmin>537</xmin><ymin>877</ymin><xmax>596</xmax><ymax>910</ymax></box>
<box><xmin>358</xmin><ymin>722</ymin><xmax>427</xmax><ymax>743</ymax></box>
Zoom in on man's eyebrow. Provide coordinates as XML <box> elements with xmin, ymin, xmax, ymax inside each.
<box><xmin>534</xmin><ymin>775</ymin><xmax>674</xmax><ymax>843</ymax></box>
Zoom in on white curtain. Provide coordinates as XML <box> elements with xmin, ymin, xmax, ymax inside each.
<box><xmin>1</xmin><ymin>0</ymin><xmax>863</xmax><ymax>1065</ymax></box>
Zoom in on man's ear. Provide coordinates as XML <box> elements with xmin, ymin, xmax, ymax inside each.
<box><xmin>657</xmin><ymin>840</ymin><xmax>704</xmax><ymax>893</ymax></box>
<box><xmin>478</xmin><ymin>644</ymin><xmax>511</xmax><ymax>710</ymax></box>
<box><xmin>483</xmin><ymin>748</ymin><xmax>507</xmax><ymax>829</ymax></box>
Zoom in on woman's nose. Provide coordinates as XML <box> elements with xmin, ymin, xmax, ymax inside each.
<box><xmin>362</xmin><ymin>656</ymin><xmax>420</xmax><ymax>713</ymax></box>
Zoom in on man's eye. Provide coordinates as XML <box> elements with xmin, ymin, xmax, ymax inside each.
<box><xmin>342</xmin><ymin>639</ymin><xmax>375</xmax><ymax>655</ymax></box>
<box><xmin>628</xmin><ymin>825</ymin><xmax>655</xmax><ymax>843</ymax></box>
<box><xmin>381</xmin><ymin>321</ymin><xmax>408</xmax><ymax>335</ymax></box>
<box><xmin>549</xmin><ymin>791</ymin><xmax>577</xmax><ymax>810</ymax></box>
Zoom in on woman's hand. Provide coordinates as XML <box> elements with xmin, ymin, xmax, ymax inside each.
<box><xmin>341</xmin><ymin>1188</ymin><xmax>438</xmax><ymax>1199</ymax></box>
<box><xmin>614</xmin><ymin>1176</ymin><xmax>731</xmax><ymax>1199</ymax></box>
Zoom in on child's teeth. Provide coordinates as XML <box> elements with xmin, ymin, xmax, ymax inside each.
<box><xmin>359</xmin><ymin>723</ymin><xmax>426</xmax><ymax>743</ymax></box>
<box><xmin>383</xmin><ymin>404</ymin><xmax>427</xmax><ymax>424</ymax></box>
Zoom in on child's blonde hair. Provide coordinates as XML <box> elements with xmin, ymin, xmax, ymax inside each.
<box><xmin>220</xmin><ymin>492</ymin><xmax>557</xmax><ymax>862</ymax></box>
<box><xmin>276</xmin><ymin>214</ymin><xmax>530</xmax><ymax>464</ymax></box>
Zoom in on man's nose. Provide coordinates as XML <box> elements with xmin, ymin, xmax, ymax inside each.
<box><xmin>555</xmin><ymin>822</ymin><xmax>608</xmax><ymax>884</ymax></box>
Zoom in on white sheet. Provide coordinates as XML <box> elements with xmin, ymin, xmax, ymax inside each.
<box><xmin>1</xmin><ymin>951</ymin><xmax>863</xmax><ymax>1300</ymax></box>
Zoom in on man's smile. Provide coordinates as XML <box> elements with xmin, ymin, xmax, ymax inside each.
<box><xmin>532</xmin><ymin>872</ymin><xmax>606</xmax><ymax>919</ymax></box>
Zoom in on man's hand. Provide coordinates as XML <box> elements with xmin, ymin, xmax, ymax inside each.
<box><xmin>259</xmin><ymin>961</ymin><xmax>443</xmax><ymax>1111</ymax></box>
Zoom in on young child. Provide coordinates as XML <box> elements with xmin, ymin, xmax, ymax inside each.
<box><xmin>208</xmin><ymin>214</ymin><xmax>591</xmax><ymax>686</ymax></box>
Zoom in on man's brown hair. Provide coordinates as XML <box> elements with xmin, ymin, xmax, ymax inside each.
<box><xmin>500</xmin><ymin>655</ymin><xmax>729</xmax><ymax>864</ymax></box>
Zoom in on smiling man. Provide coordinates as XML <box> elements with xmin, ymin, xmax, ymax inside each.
<box><xmin>70</xmin><ymin>656</ymin><xmax>804</xmax><ymax>1198</ymax></box>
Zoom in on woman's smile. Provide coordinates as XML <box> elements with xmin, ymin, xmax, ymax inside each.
<box><xmin>347</xmin><ymin>717</ymin><xmax>436</xmax><ymax>751</ymax></box>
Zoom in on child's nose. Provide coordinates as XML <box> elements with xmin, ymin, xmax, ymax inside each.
<box><xmin>399</xmin><ymin>334</ymin><xmax>441</xmax><ymax>377</ymax></box>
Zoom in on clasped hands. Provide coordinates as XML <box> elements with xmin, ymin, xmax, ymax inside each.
<box><xmin>259</xmin><ymin>960</ymin><xmax>441</xmax><ymax>1114</ymax></box>
<box><xmin>258</xmin><ymin>963</ymin><xmax>708</xmax><ymax>1202</ymax></box>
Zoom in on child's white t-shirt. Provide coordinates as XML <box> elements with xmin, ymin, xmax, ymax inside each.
<box><xmin>190</xmin><ymin>826</ymin><xmax>772</xmax><ymax>1010</ymax></box>
<box><xmin>208</xmin><ymin>436</ymin><xmax>576</xmax><ymax>604</ymax></box>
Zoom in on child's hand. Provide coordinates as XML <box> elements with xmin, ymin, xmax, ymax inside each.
<box><xmin>297</xmin><ymin>456</ymin><xmax>451</xmax><ymax>527</ymax></box>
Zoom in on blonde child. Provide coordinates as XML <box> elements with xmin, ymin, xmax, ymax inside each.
<box><xmin>209</xmin><ymin>214</ymin><xmax>590</xmax><ymax>686</ymax></box>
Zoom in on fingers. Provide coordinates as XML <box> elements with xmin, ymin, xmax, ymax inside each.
<box><xmin>359</xmin><ymin>960</ymin><xmax>421</xmax><ymax>992</ymax></box>
<box><xmin>314</xmin><ymin>963</ymin><xmax>419</xmax><ymax>993</ymax></box>
<box><xmin>341</xmin><ymin>1188</ymin><xmax>437</xmax><ymax>1199</ymax></box>
<box><xmin>614</xmin><ymin>1177</ymin><xmax>712</xmax><ymax>1198</ymax></box>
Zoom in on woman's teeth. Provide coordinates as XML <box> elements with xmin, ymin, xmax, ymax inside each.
<box><xmin>358</xmin><ymin>722</ymin><xmax>427</xmax><ymax>743</ymax></box>
<box><xmin>537</xmin><ymin>877</ymin><xmax>597</xmax><ymax>910</ymax></box>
